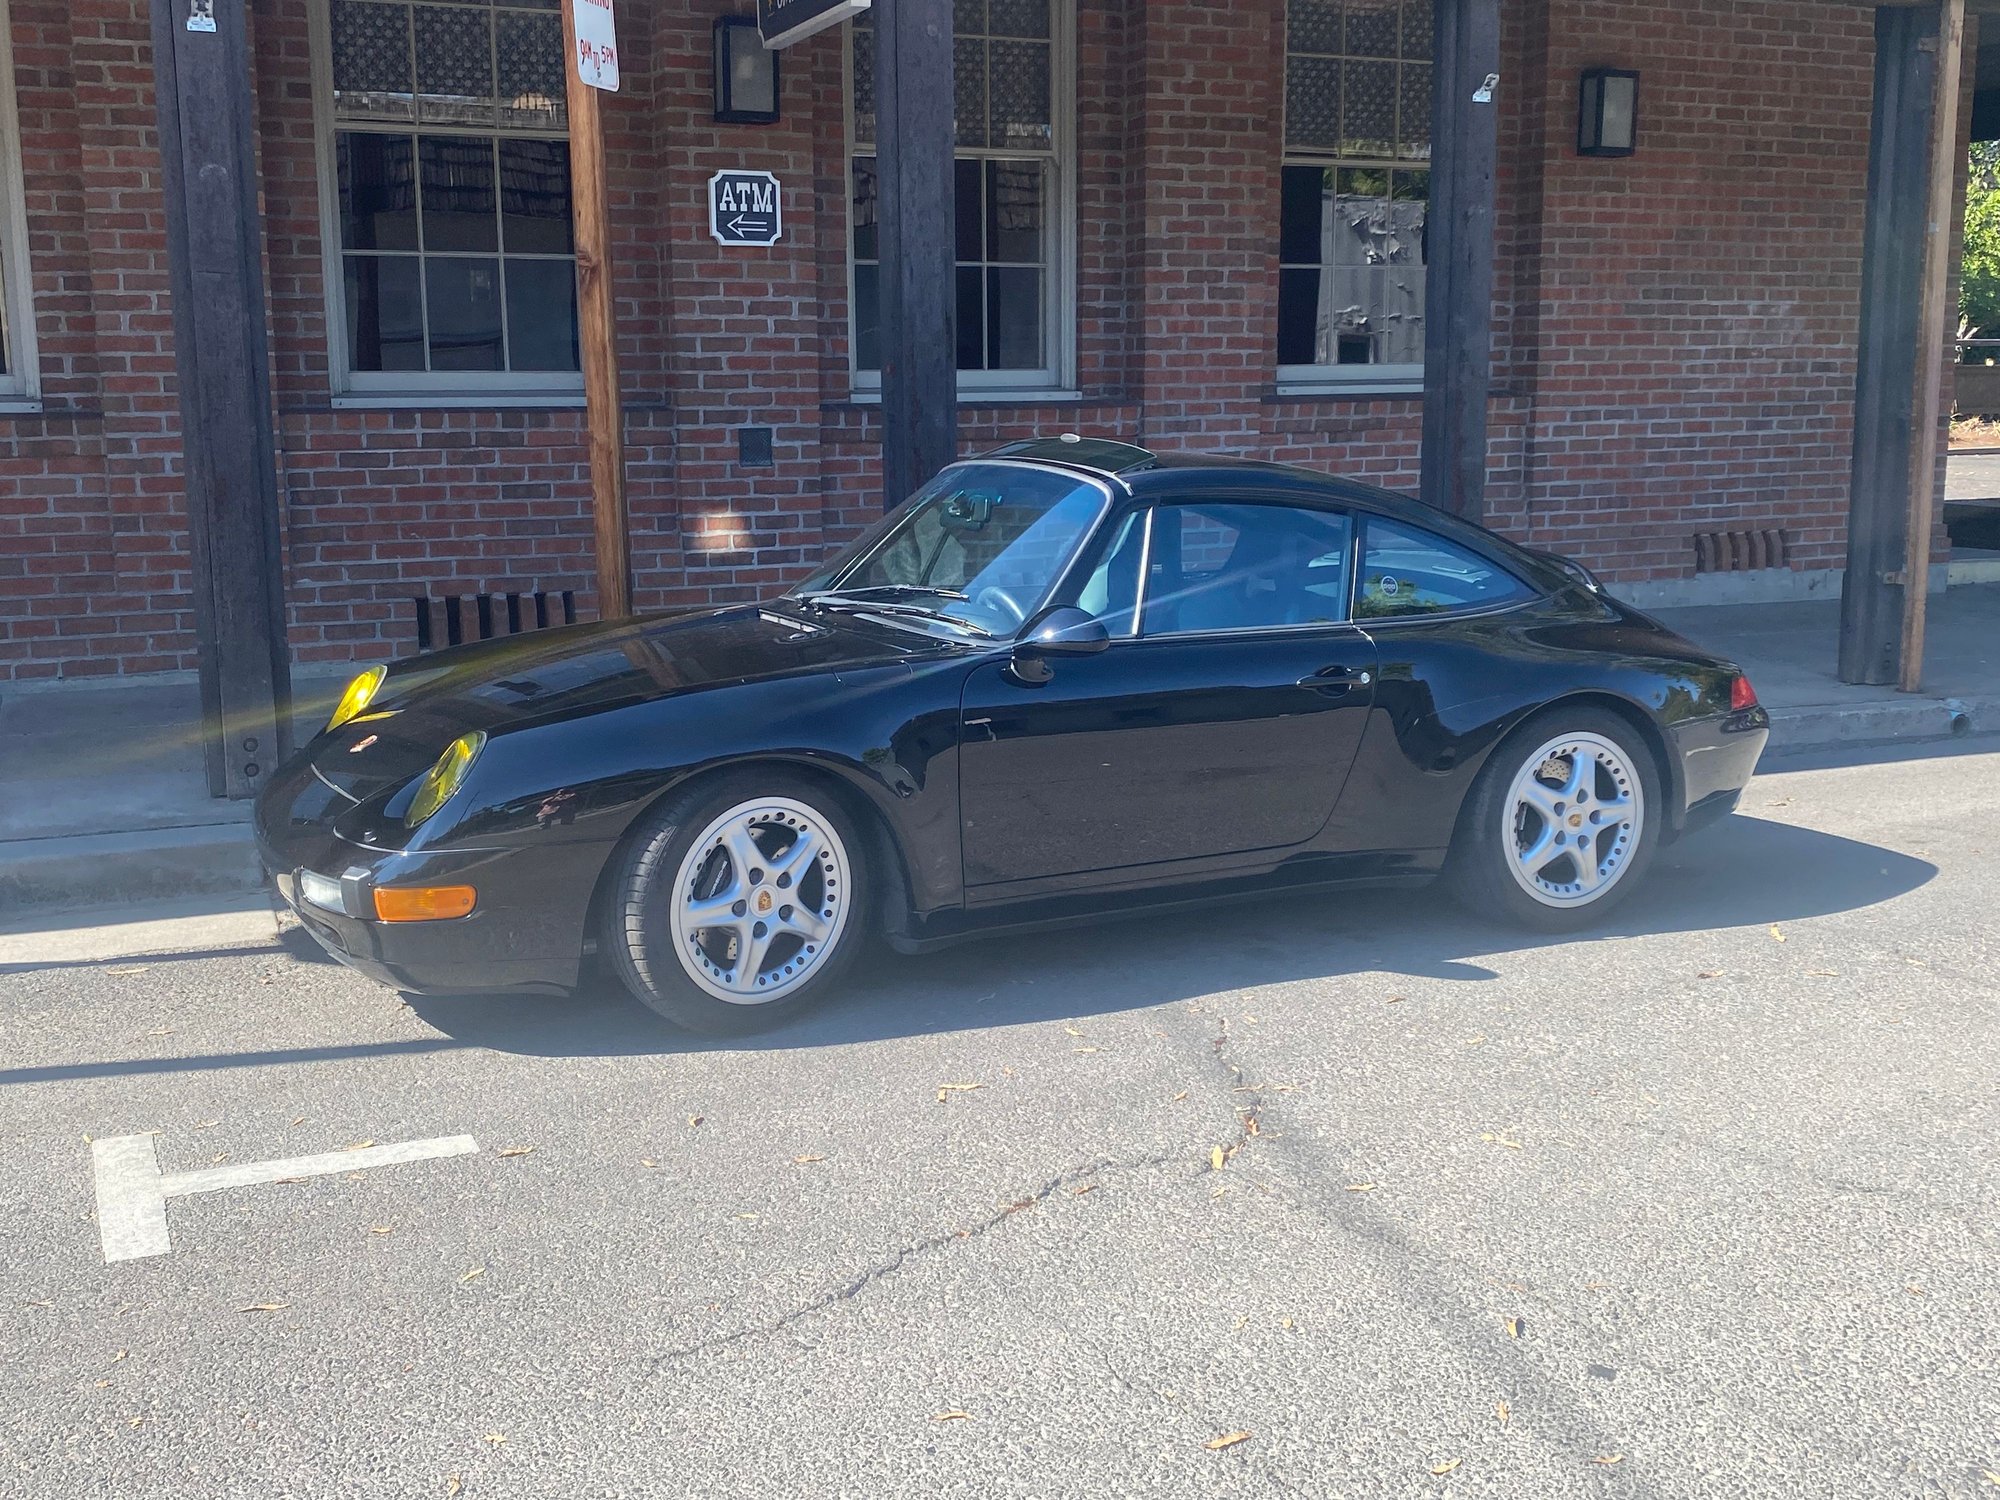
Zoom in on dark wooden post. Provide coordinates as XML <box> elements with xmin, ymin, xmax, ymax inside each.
<box><xmin>1841</xmin><ymin>1</ymin><xmax>1961</xmax><ymax>687</ymax></box>
<box><xmin>562</xmin><ymin>0</ymin><xmax>632</xmax><ymax>619</ymax></box>
<box><xmin>150</xmin><ymin>0</ymin><xmax>292</xmax><ymax>799</ymax></box>
<box><xmin>874</xmin><ymin>0</ymin><xmax>958</xmax><ymax>509</ymax></box>
<box><xmin>1419</xmin><ymin>0</ymin><xmax>1500</xmax><ymax>522</ymax></box>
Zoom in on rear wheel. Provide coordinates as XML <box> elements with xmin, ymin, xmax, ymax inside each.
<box><xmin>1450</xmin><ymin>708</ymin><xmax>1661</xmax><ymax>931</ymax></box>
<box><xmin>607</xmin><ymin>774</ymin><xmax>869</xmax><ymax>1034</ymax></box>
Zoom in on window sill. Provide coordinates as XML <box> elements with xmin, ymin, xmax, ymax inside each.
<box><xmin>331</xmin><ymin>392</ymin><xmax>588</xmax><ymax>411</ymax></box>
<box><xmin>0</xmin><ymin>397</ymin><xmax>44</xmax><ymax>415</ymax></box>
<box><xmin>839</xmin><ymin>389</ymin><xmax>1087</xmax><ymax>408</ymax></box>
<box><xmin>1269</xmin><ymin>382</ymin><xmax>1425</xmax><ymax>402</ymax></box>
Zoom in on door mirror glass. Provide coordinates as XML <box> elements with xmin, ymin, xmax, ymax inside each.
<box><xmin>1015</xmin><ymin>605</ymin><xmax>1113</xmax><ymax>659</ymax></box>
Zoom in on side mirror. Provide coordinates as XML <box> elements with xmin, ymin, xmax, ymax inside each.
<box><xmin>1008</xmin><ymin>606</ymin><xmax>1111</xmax><ymax>684</ymax></box>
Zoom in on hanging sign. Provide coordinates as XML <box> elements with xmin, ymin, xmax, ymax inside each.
<box><xmin>757</xmin><ymin>0</ymin><xmax>869</xmax><ymax>50</ymax></box>
<box><xmin>710</xmin><ymin>170</ymin><xmax>783</xmax><ymax>247</ymax></box>
<box><xmin>572</xmin><ymin>0</ymin><xmax>620</xmax><ymax>91</ymax></box>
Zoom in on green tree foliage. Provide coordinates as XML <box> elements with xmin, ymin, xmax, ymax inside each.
<box><xmin>1961</xmin><ymin>144</ymin><xmax>2000</xmax><ymax>347</ymax></box>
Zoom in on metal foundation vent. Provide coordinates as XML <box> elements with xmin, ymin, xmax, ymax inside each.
<box><xmin>413</xmin><ymin>589</ymin><xmax>577</xmax><ymax>650</ymax></box>
<box><xmin>1692</xmin><ymin>529</ymin><xmax>1789</xmax><ymax>573</ymax></box>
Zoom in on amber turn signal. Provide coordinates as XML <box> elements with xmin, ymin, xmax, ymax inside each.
<box><xmin>373</xmin><ymin>885</ymin><xmax>477</xmax><ymax>923</ymax></box>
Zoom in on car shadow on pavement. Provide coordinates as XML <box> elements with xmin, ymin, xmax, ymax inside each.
<box><xmin>401</xmin><ymin>813</ymin><xmax>1935</xmax><ymax>1060</ymax></box>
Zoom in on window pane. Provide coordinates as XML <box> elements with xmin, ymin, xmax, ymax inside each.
<box><xmin>956</xmin><ymin>266</ymin><xmax>984</xmax><ymax>369</ymax></box>
<box><xmin>955</xmin><ymin>37</ymin><xmax>989</xmax><ymax>148</ymax></box>
<box><xmin>1397</xmin><ymin>61</ymin><xmax>1431</xmax><ymax>161</ymax></box>
<box><xmin>953</xmin><ymin>158</ymin><xmax>982</xmax><ymax>263</ymax></box>
<box><xmin>1276</xmin><ymin>268</ymin><xmax>1323</xmax><ymax>366</ymax></box>
<box><xmin>1146</xmin><ymin>505</ymin><xmax>1353</xmax><ymax>634</ymax></box>
<box><xmin>420</xmin><ymin>136</ymin><xmax>498</xmax><ymax>252</ymax></box>
<box><xmin>1345</xmin><ymin>0</ymin><xmax>1400</xmax><ymax>57</ymax></box>
<box><xmin>497</xmin><ymin>10</ymin><xmax>567</xmax><ymax>130</ymax></box>
<box><xmin>987</xmin><ymin>267</ymin><xmax>1041</xmax><ymax>369</ymax></box>
<box><xmin>1355</xmin><ymin>516</ymin><xmax>1530</xmax><ymax>619</ymax></box>
<box><xmin>338</xmin><ymin>132</ymin><xmax>418</xmax><ymax>251</ymax></box>
<box><xmin>415</xmin><ymin>3</ymin><xmax>495</xmax><ymax>126</ymax></box>
<box><xmin>504</xmin><ymin>259</ymin><xmax>578</xmax><ymax>371</ymax></box>
<box><xmin>1343</xmin><ymin>57</ymin><xmax>1396</xmax><ymax>157</ymax></box>
<box><xmin>1288</xmin><ymin>0</ymin><xmax>1341</xmax><ymax>53</ymax></box>
<box><xmin>853</xmin><ymin>261</ymin><xmax>880</xmax><ymax>371</ymax></box>
<box><xmin>852</xmin><ymin>156</ymin><xmax>879</xmax><ymax>262</ymax></box>
<box><xmin>1278</xmin><ymin>164</ymin><xmax>1326</xmax><ymax>266</ymax></box>
<box><xmin>1286</xmin><ymin>55</ymin><xmax>1341</xmax><ymax>152</ymax></box>
<box><xmin>989</xmin><ymin>39</ymin><xmax>1052</xmax><ymax>149</ymax></box>
<box><xmin>331</xmin><ymin>0</ymin><xmax>413</xmax><ymax>121</ymax></box>
<box><xmin>500</xmin><ymin>138</ymin><xmax>572</xmax><ymax>253</ymax></box>
<box><xmin>344</xmin><ymin>254</ymin><xmax>425</xmax><ymax>371</ymax></box>
<box><xmin>955</xmin><ymin>0</ymin><xmax>986</xmax><ymax>32</ymax></box>
<box><xmin>425</xmin><ymin>257</ymin><xmax>504</xmax><ymax>370</ymax></box>
<box><xmin>851</xmin><ymin>23</ymin><xmax>876</xmax><ymax>146</ymax></box>
<box><xmin>988</xmin><ymin>0</ymin><xmax>1050</xmax><ymax>38</ymax></box>
<box><xmin>986</xmin><ymin>159</ymin><xmax>1044</xmax><ymax>263</ymax></box>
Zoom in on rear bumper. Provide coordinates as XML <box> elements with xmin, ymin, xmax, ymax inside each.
<box><xmin>256</xmin><ymin>757</ymin><xmax>591</xmax><ymax>996</ymax></box>
<box><xmin>1668</xmin><ymin>706</ymin><xmax>1769</xmax><ymax>838</ymax></box>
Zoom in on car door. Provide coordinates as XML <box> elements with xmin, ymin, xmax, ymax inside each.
<box><xmin>957</xmin><ymin>499</ymin><xmax>1379</xmax><ymax>892</ymax></box>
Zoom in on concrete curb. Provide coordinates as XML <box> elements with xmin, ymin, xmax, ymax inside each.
<box><xmin>0</xmin><ymin>823</ymin><xmax>263</xmax><ymax>912</ymax></box>
<box><xmin>1764</xmin><ymin>692</ymin><xmax>1993</xmax><ymax>754</ymax></box>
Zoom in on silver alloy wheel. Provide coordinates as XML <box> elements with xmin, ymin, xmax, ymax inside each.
<box><xmin>668</xmin><ymin>796</ymin><xmax>852</xmax><ymax>1005</ymax></box>
<box><xmin>1501</xmin><ymin>731</ymin><xmax>1645</xmax><ymax>909</ymax></box>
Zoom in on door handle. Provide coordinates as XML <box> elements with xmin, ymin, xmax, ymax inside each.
<box><xmin>1296</xmin><ymin>667</ymin><xmax>1372</xmax><ymax>693</ymax></box>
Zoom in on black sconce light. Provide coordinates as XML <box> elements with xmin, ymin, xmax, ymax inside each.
<box><xmin>1577</xmin><ymin>67</ymin><xmax>1639</xmax><ymax>157</ymax></box>
<box><xmin>714</xmin><ymin>15</ymin><xmax>779</xmax><ymax>124</ymax></box>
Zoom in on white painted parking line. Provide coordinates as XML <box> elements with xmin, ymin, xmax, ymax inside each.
<box><xmin>93</xmin><ymin>1132</ymin><xmax>479</xmax><ymax>1264</ymax></box>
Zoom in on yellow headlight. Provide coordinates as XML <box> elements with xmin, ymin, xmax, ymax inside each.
<box><xmin>326</xmin><ymin>665</ymin><xmax>388</xmax><ymax>734</ymax></box>
<box><xmin>405</xmin><ymin>731</ymin><xmax>486</xmax><ymax>828</ymax></box>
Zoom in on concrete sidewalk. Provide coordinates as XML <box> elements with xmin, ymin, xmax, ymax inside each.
<box><xmin>3</xmin><ymin>589</ymin><xmax>1995</xmax><ymax>915</ymax></box>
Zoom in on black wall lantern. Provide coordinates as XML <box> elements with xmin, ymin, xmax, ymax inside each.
<box><xmin>714</xmin><ymin>15</ymin><xmax>780</xmax><ymax>124</ymax></box>
<box><xmin>1577</xmin><ymin>67</ymin><xmax>1639</xmax><ymax>157</ymax></box>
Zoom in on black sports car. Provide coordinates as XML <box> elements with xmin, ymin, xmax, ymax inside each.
<box><xmin>256</xmin><ymin>438</ymin><xmax>1770</xmax><ymax>1033</ymax></box>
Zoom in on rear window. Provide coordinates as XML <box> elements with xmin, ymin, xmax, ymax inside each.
<box><xmin>1354</xmin><ymin>516</ymin><xmax>1532</xmax><ymax>619</ymax></box>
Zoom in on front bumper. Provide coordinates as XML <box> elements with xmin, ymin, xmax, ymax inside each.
<box><xmin>256</xmin><ymin>760</ymin><xmax>593</xmax><ymax>996</ymax></box>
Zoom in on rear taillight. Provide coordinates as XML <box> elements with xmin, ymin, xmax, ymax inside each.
<box><xmin>1729</xmin><ymin>675</ymin><xmax>1759</xmax><ymax>712</ymax></box>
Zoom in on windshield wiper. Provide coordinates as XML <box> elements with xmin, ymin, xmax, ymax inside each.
<box><xmin>807</xmin><ymin>584</ymin><xmax>971</xmax><ymax>603</ymax></box>
<box><xmin>793</xmin><ymin>591</ymin><xmax>993</xmax><ymax>638</ymax></box>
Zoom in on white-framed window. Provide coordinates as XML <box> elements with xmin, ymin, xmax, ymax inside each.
<box><xmin>0</xmin><ymin>0</ymin><xmax>40</xmax><ymax>406</ymax></box>
<box><xmin>1279</xmin><ymin>0</ymin><xmax>1432</xmax><ymax>395</ymax></box>
<box><xmin>847</xmin><ymin>0</ymin><xmax>1076</xmax><ymax>400</ymax></box>
<box><xmin>311</xmin><ymin>0</ymin><xmax>581</xmax><ymax>402</ymax></box>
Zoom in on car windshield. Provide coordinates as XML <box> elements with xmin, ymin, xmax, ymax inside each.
<box><xmin>791</xmin><ymin>463</ymin><xmax>1108</xmax><ymax>636</ymax></box>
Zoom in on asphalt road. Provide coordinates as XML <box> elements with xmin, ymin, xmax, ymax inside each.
<box><xmin>3</xmin><ymin>742</ymin><xmax>1996</xmax><ymax>1499</ymax></box>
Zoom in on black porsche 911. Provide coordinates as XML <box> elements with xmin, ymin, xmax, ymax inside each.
<box><xmin>256</xmin><ymin>437</ymin><xmax>1770</xmax><ymax>1033</ymax></box>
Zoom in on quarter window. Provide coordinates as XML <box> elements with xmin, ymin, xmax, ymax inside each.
<box><xmin>1142</xmin><ymin>504</ymin><xmax>1354</xmax><ymax>635</ymax></box>
<box><xmin>1354</xmin><ymin>515</ymin><xmax>1531</xmax><ymax>619</ymax></box>
<box><xmin>849</xmin><ymin>1</ymin><xmax>1072</xmax><ymax>395</ymax></box>
<box><xmin>1279</xmin><ymin>0</ymin><xmax>1432</xmax><ymax>391</ymax></box>
<box><xmin>321</xmin><ymin>0</ymin><xmax>580</xmax><ymax>394</ymax></box>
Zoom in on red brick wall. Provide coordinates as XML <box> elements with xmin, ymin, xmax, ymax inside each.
<box><xmin>0</xmin><ymin>0</ymin><xmax>1955</xmax><ymax>679</ymax></box>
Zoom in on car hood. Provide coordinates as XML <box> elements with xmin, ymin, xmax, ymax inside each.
<box><xmin>309</xmin><ymin>602</ymin><xmax>941</xmax><ymax>795</ymax></box>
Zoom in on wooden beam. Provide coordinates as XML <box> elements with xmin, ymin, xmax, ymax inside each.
<box><xmin>1899</xmin><ymin>0</ymin><xmax>1965</xmax><ymax>692</ymax></box>
<box><xmin>1840</xmin><ymin>3</ymin><xmax>1955</xmax><ymax>685</ymax></box>
<box><xmin>1419</xmin><ymin>0</ymin><xmax>1501</xmax><ymax>522</ymax></box>
<box><xmin>873</xmin><ymin>0</ymin><xmax>958</xmax><ymax>509</ymax></box>
<box><xmin>562</xmin><ymin>0</ymin><xmax>632</xmax><ymax>619</ymax></box>
<box><xmin>149</xmin><ymin>0</ymin><xmax>292</xmax><ymax>799</ymax></box>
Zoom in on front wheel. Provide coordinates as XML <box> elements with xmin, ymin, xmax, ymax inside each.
<box><xmin>606</xmin><ymin>775</ymin><xmax>870</xmax><ymax>1034</ymax></box>
<box><xmin>1449</xmin><ymin>709</ymin><xmax>1661</xmax><ymax>931</ymax></box>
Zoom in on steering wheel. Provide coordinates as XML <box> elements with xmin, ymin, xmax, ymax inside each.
<box><xmin>974</xmin><ymin>585</ymin><xmax>1030</xmax><ymax>629</ymax></box>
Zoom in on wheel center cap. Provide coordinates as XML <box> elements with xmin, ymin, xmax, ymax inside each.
<box><xmin>1568</xmin><ymin>813</ymin><xmax>1583</xmax><ymax>828</ymax></box>
<box><xmin>755</xmin><ymin>890</ymin><xmax>774</xmax><ymax>915</ymax></box>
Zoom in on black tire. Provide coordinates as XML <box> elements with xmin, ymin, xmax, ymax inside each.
<box><xmin>1447</xmin><ymin>706</ymin><xmax>1664</xmax><ymax>933</ymax></box>
<box><xmin>605</xmin><ymin>771</ymin><xmax>873</xmax><ymax>1035</ymax></box>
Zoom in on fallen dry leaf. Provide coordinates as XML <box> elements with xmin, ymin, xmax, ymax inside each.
<box><xmin>126</xmin><ymin>1416</ymin><xmax>143</xmax><ymax>1428</ymax></box>
<box><xmin>1980</xmin><ymin>1469</ymin><xmax>2000</xmax><ymax>1487</ymax></box>
<box><xmin>1346</xmin><ymin>1182</ymin><xmax>1377</xmax><ymax>1193</ymax></box>
<box><xmin>1481</xmin><ymin>1132</ymin><xmax>1524</xmax><ymax>1150</ymax></box>
<box><xmin>290</xmin><ymin>1117</ymin><xmax>305</xmax><ymax>1126</ymax></box>
<box><xmin>458</xmin><ymin>1267</ymin><xmax>485</xmax><ymax>1284</ymax></box>
<box><xmin>368</xmin><ymin>1225</ymin><xmax>394</xmax><ymax>1236</ymax></box>
<box><xmin>496</xmin><ymin>1146</ymin><xmax>535</xmax><ymax>1158</ymax></box>
<box><xmin>1072</xmin><ymin>1184</ymin><xmax>1098</xmax><ymax>1197</ymax></box>
<box><xmin>343</xmin><ymin>1140</ymin><xmax>376</xmax><ymax>1152</ymax></box>
<box><xmin>792</xmin><ymin>1154</ymin><xmax>827</xmax><ymax>1165</ymax></box>
<box><xmin>1432</xmin><ymin>1459</ymin><xmax>1462</xmax><ymax>1476</ymax></box>
<box><xmin>1210</xmin><ymin>1146</ymin><xmax>1226</xmax><ymax>1172</ymax></box>
<box><xmin>193</xmin><ymin>1120</ymin><xmax>219</xmax><ymax>1130</ymax></box>
<box><xmin>1203</xmin><ymin>1431</ymin><xmax>1251</xmax><ymax>1452</ymax></box>
<box><xmin>1279</xmin><ymin>1316</ymin><xmax>1294</xmax><ymax>1330</ymax></box>
<box><xmin>109</xmin><ymin>1350</ymin><xmax>128</xmax><ymax>1365</ymax></box>
<box><xmin>1696</xmin><ymin>970</ymin><xmax>1723</xmax><ymax>980</ymax></box>
<box><xmin>1387</xmin><ymin>995</ymin><xmax>1406</xmax><ymax>1004</ymax></box>
<box><xmin>1807</xmin><ymin>969</ymin><xmax>1839</xmax><ymax>978</ymax></box>
<box><xmin>1064</xmin><ymin>1025</ymin><xmax>1083</xmax><ymax>1036</ymax></box>
<box><xmin>687</xmin><ymin>1115</ymin><xmax>703</xmax><ymax>1128</ymax></box>
<box><xmin>936</xmin><ymin>1083</ymin><xmax>984</xmax><ymax>1103</ymax></box>
<box><xmin>482</xmin><ymin>1432</ymin><xmax>506</xmax><ymax>1446</ymax></box>
<box><xmin>1495</xmin><ymin>1399</ymin><xmax>1510</xmax><ymax>1426</ymax></box>
<box><xmin>1905</xmin><ymin>1283</ymin><xmax>1924</xmax><ymax>1296</ymax></box>
<box><xmin>930</xmin><ymin>1410</ymin><xmax>971</xmax><ymax>1422</ymax></box>
<box><xmin>1073</xmin><ymin>1046</ymin><xmax>1100</xmax><ymax>1054</ymax></box>
<box><xmin>93</xmin><ymin>1379</ymin><xmax>109</xmax><ymax>1389</ymax></box>
<box><xmin>1769</xmin><ymin>925</ymin><xmax>1786</xmax><ymax>943</ymax></box>
<box><xmin>640</xmin><ymin>1158</ymin><xmax>658</xmax><ymax>1169</ymax></box>
<box><xmin>1172</xmin><ymin>1090</ymin><xmax>1189</xmax><ymax>1102</ymax></box>
<box><xmin>106</xmin><ymin>965</ymin><xmax>150</xmax><ymax>977</ymax></box>
<box><xmin>239</xmin><ymin>1302</ymin><xmax>289</xmax><ymax>1313</ymax></box>
<box><xmin>446</xmin><ymin>1477</ymin><xmax>463</xmax><ymax>1498</ymax></box>
<box><xmin>1593</xmin><ymin>1454</ymin><xmax>1624</xmax><ymax>1466</ymax></box>
<box><xmin>1503</xmin><ymin>1316</ymin><xmax>1522</xmax><ymax>1339</ymax></box>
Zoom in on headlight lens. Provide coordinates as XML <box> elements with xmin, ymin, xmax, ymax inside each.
<box><xmin>326</xmin><ymin>665</ymin><xmax>388</xmax><ymax>733</ymax></box>
<box><xmin>404</xmin><ymin>731</ymin><xmax>486</xmax><ymax>828</ymax></box>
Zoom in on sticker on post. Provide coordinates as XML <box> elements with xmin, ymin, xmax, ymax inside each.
<box><xmin>710</xmin><ymin>170</ymin><xmax>783</xmax><ymax>247</ymax></box>
<box><xmin>1473</xmin><ymin>72</ymin><xmax>1499</xmax><ymax>104</ymax></box>
<box><xmin>572</xmin><ymin>0</ymin><xmax>619</xmax><ymax>92</ymax></box>
<box><xmin>186</xmin><ymin>0</ymin><xmax>215</xmax><ymax>31</ymax></box>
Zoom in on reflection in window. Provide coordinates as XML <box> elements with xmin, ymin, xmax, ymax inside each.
<box><xmin>1279</xmin><ymin>1</ymin><xmax>1432</xmax><ymax>378</ymax></box>
<box><xmin>1144</xmin><ymin>504</ymin><xmax>1354</xmax><ymax>635</ymax></box>
<box><xmin>328</xmin><ymin>0</ymin><xmax>577</xmax><ymax>379</ymax></box>
<box><xmin>1354</xmin><ymin>515</ymin><xmax>1531</xmax><ymax>618</ymax></box>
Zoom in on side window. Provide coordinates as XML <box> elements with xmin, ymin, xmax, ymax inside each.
<box><xmin>1071</xmin><ymin>510</ymin><xmax>1148</xmax><ymax>637</ymax></box>
<box><xmin>1354</xmin><ymin>516</ymin><xmax>1532</xmax><ymax>620</ymax></box>
<box><xmin>1142</xmin><ymin>503</ymin><xmax>1353</xmax><ymax>635</ymax></box>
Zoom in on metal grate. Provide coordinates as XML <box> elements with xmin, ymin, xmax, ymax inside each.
<box><xmin>414</xmin><ymin>588</ymin><xmax>576</xmax><ymax>650</ymax></box>
<box><xmin>1692</xmin><ymin>530</ymin><xmax>1789</xmax><ymax>574</ymax></box>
